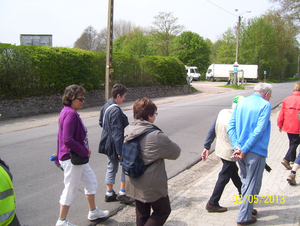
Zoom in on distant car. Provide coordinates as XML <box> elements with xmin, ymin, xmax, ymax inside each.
<box><xmin>185</xmin><ymin>65</ymin><xmax>201</xmax><ymax>81</ymax></box>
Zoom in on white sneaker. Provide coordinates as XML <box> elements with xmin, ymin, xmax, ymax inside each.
<box><xmin>55</xmin><ymin>219</ymin><xmax>77</xmax><ymax>226</ymax></box>
<box><xmin>88</xmin><ymin>207</ymin><xmax>109</xmax><ymax>221</ymax></box>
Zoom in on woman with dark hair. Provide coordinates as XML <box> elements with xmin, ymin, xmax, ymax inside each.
<box><xmin>124</xmin><ymin>97</ymin><xmax>181</xmax><ymax>226</ymax></box>
<box><xmin>55</xmin><ymin>85</ymin><xmax>109</xmax><ymax>226</ymax></box>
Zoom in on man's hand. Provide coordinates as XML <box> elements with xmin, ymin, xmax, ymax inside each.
<box><xmin>279</xmin><ymin>127</ymin><xmax>282</xmax><ymax>132</ymax></box>
<box><xmin>202</xmin><ymin>148</ymin><xmax>210</xmax><ymax>161</ymax></box>
<box><xmin>230</xmin><ymin>146</ymin><xmax>245</xmax><ymax>160</ymax></box>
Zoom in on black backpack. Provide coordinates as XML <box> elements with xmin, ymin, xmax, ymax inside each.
<box><xmin>121</xmin><ymin>129</ymin><xmax>157</xmax><ymax>178</ymax></box>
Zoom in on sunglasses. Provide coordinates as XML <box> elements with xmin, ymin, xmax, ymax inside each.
<box><xmin>75</xmin><ymin>97</ymin><xmax>85</xmax><ymax>102</ymax></box>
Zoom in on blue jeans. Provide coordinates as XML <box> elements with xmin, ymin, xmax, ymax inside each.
<box><xmin>294</xmin><ymin>152</ymin><xmax>300</xmax><ymax>165</ymax></box>
<box><xmin>237</xmin><ymin>152</ymin><xmax>265</xmax><ymax>223</ymax></box>
<box><xmin>105</xmin><ymin>156</ymin><xmax>125</xmax><ymax>185</ymax></box>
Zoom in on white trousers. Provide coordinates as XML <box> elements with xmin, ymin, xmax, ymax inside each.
<box><xmin>59</xmin><ymin>159</ymin><xmax>98</xmax><ymax>206</ymax></box>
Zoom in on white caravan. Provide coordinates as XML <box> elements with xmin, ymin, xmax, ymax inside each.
<box><xmin>185</xmin><ymin>65</ymin><xmax>201</xmax><ymax>82</ymax></box>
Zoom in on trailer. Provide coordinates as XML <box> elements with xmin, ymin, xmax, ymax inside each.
<box><xmin>206</xmin><ymin>64</ymin><xmax>258</xmax><ymax>82</ymax></box>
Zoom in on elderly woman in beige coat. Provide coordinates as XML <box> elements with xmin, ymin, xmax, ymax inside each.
<box><xmin>124</xmin><ymin>97</ymin><xmax>181</xmax><ymax>226</ymax></box>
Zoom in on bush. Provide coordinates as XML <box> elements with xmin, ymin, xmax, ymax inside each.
<box><xmin>140</xmin><ymin>56</ymin><xmax>186</xmax><ymax>85</ymax></box>
<box><xmin>0</xmin><ymin>44</ymin><xmax>187</xmax><ymax>99</ymax></box>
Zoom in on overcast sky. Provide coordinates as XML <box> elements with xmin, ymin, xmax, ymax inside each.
<box><xmin>0</xmin><ymin>0</ymin><xmax>276</xmax><ymax>47</ymax></box>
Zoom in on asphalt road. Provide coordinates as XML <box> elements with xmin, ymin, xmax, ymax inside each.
<box><xmin>0</xmin><ymin>81</ymin><xmax>296</xmax><ymax>226</ymax></box>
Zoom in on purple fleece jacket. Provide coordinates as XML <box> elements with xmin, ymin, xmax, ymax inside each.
<box><xmin>56</xmin><ymin>106</ymin><xmax>89</xmax><ymax>165</ymax></box>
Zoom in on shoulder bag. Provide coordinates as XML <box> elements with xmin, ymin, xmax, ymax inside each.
<box><xmin>69</xmin><ymin>151</ymin><xmax>89</xmax><ymax>165</ymax></box>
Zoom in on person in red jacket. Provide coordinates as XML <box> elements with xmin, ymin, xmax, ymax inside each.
<box><xmin>277</xmin><ymin>82</ymin><xmax>300</xmax><ymax>170</ymax></box>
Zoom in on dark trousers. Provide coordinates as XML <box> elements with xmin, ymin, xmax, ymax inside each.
<box><xmin>284</xmin><ymin>133</ymin><xmax>300</xmax><ymax>162</ymax></box>
<box><xmin>135</xmin><ymin>195</ymin><xmax>171</xmax><ymax>226</ymax></box>
<box><xmin>9</xmin><ymin>215</ymin><xmax>20</xmax><ymax>226</ymax></box>
<box><xmin>209</xmin><ymin>158</ymin><xmax>242</xmax><ymax>206</ymax></box>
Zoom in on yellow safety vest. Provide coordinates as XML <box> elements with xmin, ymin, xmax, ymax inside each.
<box><xmin>0</xmin><ymin>166</ymin><xmax>15</xmax><ymax>226</ymax></box>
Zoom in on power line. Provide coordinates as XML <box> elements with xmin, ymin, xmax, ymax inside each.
<box><xmin>206</xmin><ymin>0</ymin><xmax>237</xmax><ymax>18</ymax></box>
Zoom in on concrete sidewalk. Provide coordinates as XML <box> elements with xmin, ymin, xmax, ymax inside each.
<box><xmin>101</xmin><ymin>107</ymin><xmax>300</xmax><ymax>226</ymax></box>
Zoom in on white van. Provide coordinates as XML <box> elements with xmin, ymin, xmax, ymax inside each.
<box><xmin>185</xmin><ymin>65</ymin><xmax>201</xmax><ymax>82</ymax></box>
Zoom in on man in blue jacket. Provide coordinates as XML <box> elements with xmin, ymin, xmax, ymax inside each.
<box><xmin>98</xmin><ymin>84</ymin><xmax>134</xmax><ymax>204</ymax></box>
<box><xmin>227</xmin><ymin>83</ymin><xmax>272</xmax><ymax>225</ymax></box>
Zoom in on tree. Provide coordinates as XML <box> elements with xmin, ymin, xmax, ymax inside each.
<box><xmin>113</xmin><ymin>34</ymin><xmax>126</xmax><ymax>53</ymax></box>
<box><xmin>113</xmin><ymin>19</ymin><xmax>136</xmax><ymax>40</ymax></box>
<box><xmin>269</xmin><ymin>0</ymin><xmax>300</xmax><ymax>22</ymax></box>
<box><xmin>239</xmin><ymin>17</ymin><xmax>279</xmax><ymax>80</ymax></box>
<box><xmin>209</xmin><ymin>39</ymin><xmax>222</xmax><ymax>64</ymax></box>
<box><xmin>74</xmin><ymin>20</ymin><xmax>137</xmax><ymax>52</ymax></box>
<box><xmin>113</xmin><ymin>28</ymin><xmax>150</xmax><ymax>56</ymax></box>
<box><xmin>215</xmin><ymin>28</ymin><xmax>237</xmax><ymax>64</ymax></box>
<box><xmin>263</xmin><ymin>11</ymin><xmax>300</xmax><ymax>79</ymax></box>
<box><xmin>74</xmin><ymin>26</ymin><xmax>98</xmax><ymax>51</ymax></box>
<box><xmin>94</xmin><ymin>28</ymin><xmax>107</xmax><ymax>53</ymax></box>
<box><xmin>150</xmin><ymin>12</ymin><xmax>184</xmax><ymax>56</ymax></box>
<box><xmin>171</xmin><ymin>31</ymin><xmax>211</xmax><ymax>75</ymax></box>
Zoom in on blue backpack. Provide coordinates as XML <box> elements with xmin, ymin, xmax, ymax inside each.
<box><xmin>121</xmin><ymin>129</ymin><xmax>157</xmax><ymax>178</ymax></box>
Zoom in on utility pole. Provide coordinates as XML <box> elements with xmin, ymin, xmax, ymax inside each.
<box><xmin>105</xmin><ymin>0</ymin><xmax>114</xmax><ymax>101</ymax></box>
<box><xmin>234</xmin><ymin>15</ymin><xmax>241</xmax><ymax>85</ymax></box>
<box><xmin>234</xmin><ymin>10</ymin><xmax>251</xmax><ymax>85</ymax></box>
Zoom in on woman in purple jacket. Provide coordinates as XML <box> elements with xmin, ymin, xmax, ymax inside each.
<box><xmin>55</xmin><ymin>85</ymin><xmax>109</xmax><ymax>226</ymax></box>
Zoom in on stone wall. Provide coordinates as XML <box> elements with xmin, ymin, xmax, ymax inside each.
<box><xmin>0</xmin><ymin>85</ymin><xmax>190</xmax><ymax>121</ymax></box>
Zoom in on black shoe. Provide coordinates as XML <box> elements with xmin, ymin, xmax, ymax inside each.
<box><xmin>116</xmin><ymin>194</ymin><xmax>135</xmax><ymax>204</ymax></box>
<box><xmin>105</xmin><ymin>190</ymin><xmax>117</xmax><ymax>202</ymax></box>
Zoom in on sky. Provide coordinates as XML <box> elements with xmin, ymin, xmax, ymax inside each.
<box><xmin>0</xmin><ymin>0</ymin><xmax>277</xmax><ymax>47</ymax></box>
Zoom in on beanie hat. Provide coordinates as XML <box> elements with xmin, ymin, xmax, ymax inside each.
<box><xmin>232</xmin><ymin>95</ymin><xmax>245</xmax><ymax>108</ymax></box>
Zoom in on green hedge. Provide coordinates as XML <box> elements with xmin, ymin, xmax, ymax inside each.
<box><xmin>140</xmin><ymin>56</ymin><xmax>187</xmax><ymax>85</ymax></box>
<box><xmin>0</xmin><ymin>44</ymin><xmax>187</xmax><ymax>99</ymax></box>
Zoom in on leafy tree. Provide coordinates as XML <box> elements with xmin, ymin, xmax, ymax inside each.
<box><xmin>239</xmin><ymin>17</ymin><xmax>279</xmax><ymax>80</ymax></box>
<box><xmin>113</xmin><ymin>34</ymin><xmax>126</xmax><ymax>53</ymax></box>
<box><xmin>209</xmin><ymin>39</ymin><xmax>222</xmax><ymax>64</ymax></box>
<box><xmin>122</xmin><ymin>28</ymin><xmax>149</xmax><ymax>56</ymax></box>
<box><xmin>215</xmin><ymin>28</ymin><xmax>237</xmax><ymax>64</ymax></box>
<box><xmin>263</xmin><ymin>11</ymin><xmax>300</xmax><ymax>79</ymax></box>
<box><xmin>150</xmin><ymin>12</ymin><xmax>184</xmax><ymax>56</ymax></box>
<box><xmin>171</xmin><ymin>31</ymin><xmax>211</xmax><ymax>75</ymax></box>
<box><xmin>113</xmin><ymin>28</ymin><xmax>150</xmax><ymax>56</ymax></box>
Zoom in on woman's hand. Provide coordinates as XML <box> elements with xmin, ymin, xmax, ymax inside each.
<box><xmin>87</xmin><ymin>149</ymin><xmax>92</xmax><ymax>158</ymax></box>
